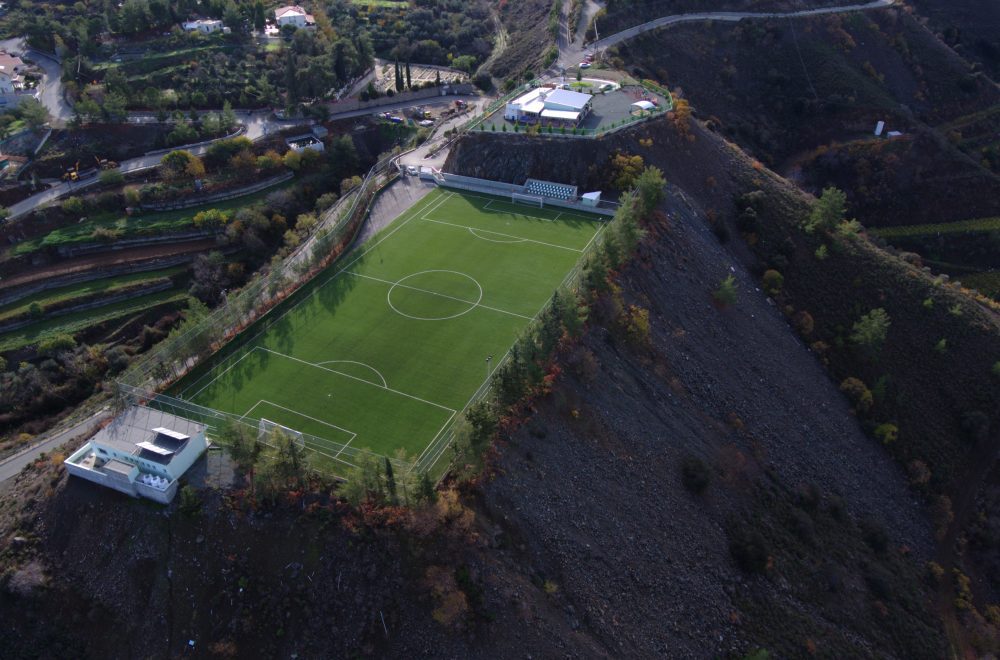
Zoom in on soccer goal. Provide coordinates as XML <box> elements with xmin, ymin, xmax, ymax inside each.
<box><xmin>511</xmin><ymin>192</ymin><xmax>544</xmax><ymax>208</ymax></box>
<box><xmin>258</xmin><ymin>417</ymin><xmax>306</xmax><ymax>447</ymax></box>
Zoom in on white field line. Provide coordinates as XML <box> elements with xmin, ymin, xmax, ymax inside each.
<box><xmin>560</xmin><ymin>223</ymin><xmax>608</xmax><ymax>290</ymax></box>
<box><xmin>415</xmin><ymin>260</ymin><xmax>579</xmax><ymax>472</ymax></box>
<box><xmin>346</xmin><ymin>271</ymin><xmax>534</xmax><ymax>321</ymax></box>
<box><xmin>484</xmin><ymin>199</ymin><xmax>552</xmax><ymax>222</ymax></box>
<box><xmin>233</xmin><ymin>417</ymin><xmax>361</xmax><ymax>470</ymax></box>
<box><xmin>417</xmin><ymin>410</ymin><xmax>457</xmax><ymax>466</ymax></box>
<box><xmin>186</xmin><ymin>347</ymin><xmax>258</xmax><ymax>400</ymax></box>
<box><xmin>333</xmin><ymin>432</ymin><xmax>357</xmax><ymax>462</ymax></box>
<box><xmin>256</xmin><ymin>399</ymin><xmax>357</xmax><ymax>442</ymax></box>
<box><xmin>452</xmin><ymin>190</ymin><xmax>598</xmax><ymax>223</ymax></box>
<box><xmin>257</xmin><ymin>347</ymin><xmax>456</xmax><ymax>414</ymax></box>
<box><xmin>178</xmin><ymin>190</ymin><xmax>452</xmax><ymax>403</ymax></box>
<box><xmin>553</xmin><ymin>212</ymin><xmax>563</xmax><ymax>222</ymax></box>
<box><xmin>241</xmin><ymin>399</ymin><xmax>265</xmax><ymax>420</ymax></box>
<box><xmin>315</xmin><ymin>360</ymin><xmax>388</xmax><ymax>388</ymax></box>
<box><xmin>581</xmin><ymin>220</ymin><xmax>606</xmax><ymax>253</ymax></box>
<box><xmin>467</xmin><ymin>227</ymin><xmax>526</xmax><ymax>243</ymax></box>
<box><xmin>422</xmin><ymin>216</ymin><xmax>584</xmax><ymax>253</ymax></box>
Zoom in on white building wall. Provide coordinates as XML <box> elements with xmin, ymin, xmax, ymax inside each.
<box><xmin>164</xmin><ymin>432</ymin><xmax>208</xmax><ymax>481</ymax></box>
<box><xmin>64</xmin><ymin>461</ymin><xmax>139</xmax><ymax>498</ymax></box>
<box><xmin>276</xmin><ymin>13</ymin><xmax>307</xmax><ymax>28</ymax></box>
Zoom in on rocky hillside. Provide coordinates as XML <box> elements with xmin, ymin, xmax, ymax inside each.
<box><xmin>448</xmin><ymin>115</ymin><xmax>1000</xmax><ymax>654</ymax></box>
<box><xmin>612</xmin><ymin>6</ymin><xmax>1000</xmax><ymax>294</ymax></box>
<box><xmin>5</xmin><ymin>112</ymin><xmax>997</xmax><ymax>656</ymax></box>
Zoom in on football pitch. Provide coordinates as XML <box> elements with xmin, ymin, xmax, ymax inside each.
<box><xmin>172</xmin><ymin>188</ymin><xmax>605</xmax><ymax>472</ymax></box>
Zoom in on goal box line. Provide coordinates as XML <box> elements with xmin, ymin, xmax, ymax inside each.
<box><xmin>511</xmin><ymin>192</ymin><xmax>545</xmax><ymax>208</ymax></box>
<box><xmin>258</xmin><ymin>417</ymin><xmax>306</xmax><ymax>447</ymax></box>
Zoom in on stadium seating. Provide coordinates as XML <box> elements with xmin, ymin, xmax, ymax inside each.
<box><xmin>523</xmin><ymin>179</ymin><xmax>576</xmax><ymax>201</ymax></box>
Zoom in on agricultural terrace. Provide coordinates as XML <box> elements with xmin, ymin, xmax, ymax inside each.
<box><xmin>172</xmin><ymin>189</ymin><xmax>605</xmax><ymax>473</ymax></box>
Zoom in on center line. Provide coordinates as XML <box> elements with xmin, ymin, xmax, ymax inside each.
<box><xmin>346</xmin><ymin>271</ymin><xmax>533</xmax><ymax>320</ymax></box>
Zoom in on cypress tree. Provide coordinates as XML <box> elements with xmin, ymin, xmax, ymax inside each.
<box><xmin>405</xmin><ymin>61</ymin><xmax>412</xmax><ymax>89</ymax></box>
<box><xmin>384</xmin><ymin>457</ymin><xmax>397</xmax><ymax>505</ymax></box>
<box><xmin>418</xmin><ymin>471</ymin><xmax>436</xmax><ymax>503</ymax></box>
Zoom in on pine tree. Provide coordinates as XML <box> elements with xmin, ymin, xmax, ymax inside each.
<box><xmin>384</xmin><ymin>457</ymin><xmax>398</xmax><ymax>505</ymax></box>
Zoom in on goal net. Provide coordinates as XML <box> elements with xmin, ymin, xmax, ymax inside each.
<box><xmin>511</xmin><ymin>192</ymin><xmax>544</xmax><ymax>208</ymax></box>
<box><xmin>258</xmin><ymin>417</ymin><xmax>305</xmax><ymax>447</ymax></box>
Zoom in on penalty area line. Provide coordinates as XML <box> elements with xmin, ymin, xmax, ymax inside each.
<box><xmin>421</xmin><ymin>216</ymin><xmax>584</xmax><ymax>253</ymax></box>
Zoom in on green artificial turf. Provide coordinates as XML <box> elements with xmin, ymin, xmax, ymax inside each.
<box><xmin>173</xmin><ymin>189</ymin><xmax>604</xmax><ymax>471</ymax></box>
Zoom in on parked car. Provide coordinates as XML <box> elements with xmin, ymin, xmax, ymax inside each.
<box><xmin>418</xmin><ymin>119</ymin><xmax>434</xmax><ymax>127</ymax></box>
<box><xmin>579</xmin><ymin>62</ymin><xmax>591</xmax><ymax>69</ymax></box>
<box><xmin>407</xmin><ymin>165</ymin><xmax>419</xmax><ymax>176</ymax></box>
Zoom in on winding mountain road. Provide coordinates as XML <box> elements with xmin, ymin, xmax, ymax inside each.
<box><xmin>559</xmin><ymin>0</ymin><xmax>897</xmax><ymax>66</ymax></box>
<box><xmin>6</xmin><ymin>95</ymin><xmax>473</xmax><ymax>220</ymax></box>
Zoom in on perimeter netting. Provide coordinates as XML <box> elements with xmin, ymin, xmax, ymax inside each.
<box><xmin>258</xmin><ymin>417</ymin><xmax>305</xmax><ymax>447</ymax></box>
<box><xmin>511</xmin><ymin>192</ymin><xmax>544</xmax><ymax>208</ymax></box>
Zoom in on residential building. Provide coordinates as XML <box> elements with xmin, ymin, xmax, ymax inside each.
<box><xmin>0</xmin><ymin>50</ymin><xmax>25</xmax><ymax>95</ymax></box>
<box><xmin>64</xmin><ymin>407</ymin><xmax>209</xmax><ymax>504</ymax></box>
<box><xmin>275</xmin><ymin>5</ymin><xmax>315</xmax><ymax>28</ymax></box>
<box><xmin>182</xmin><ymin>18</ymin><xmax>225</xmax><ymax>34</ymax></box>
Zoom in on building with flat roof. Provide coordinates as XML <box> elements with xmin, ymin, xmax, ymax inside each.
<box><xmin>64</xmin><ymin>407</ymin><xmax>209</xmax><ymax>504</ymax></box>
<box><xmin>504</xmin><ymin>86</ymin><xmax>593</xmax><ymax>125</ymax></box>
<box><xmin>285</xmin><ymin>134</ymin><xmax>324</xmax><ymax>153</ymax></box>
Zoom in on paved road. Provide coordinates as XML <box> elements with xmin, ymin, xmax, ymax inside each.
<box><xmin>7</xmin><ymin>95</ymin><xmax>473</xmax><ymax>220</ymax></box>
<box><xmin>28</xmin><ymin>48</ymin><xmax>74</xmax><ymax>125</ymax></box>
<box><xmin>559</xmin><ymin>0</ymin><xmax>897</xmax><ymax>66</ymax></box>
<box><xmin>0</xmin><ymin>408</ymin><xmax>110</xmax><ymax>484</ymax></box>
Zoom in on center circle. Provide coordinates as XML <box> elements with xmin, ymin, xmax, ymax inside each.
<box><xmin>386</xmin><ymin>270</ymin><xmax>484</xmax><ymax>321</ymax></box>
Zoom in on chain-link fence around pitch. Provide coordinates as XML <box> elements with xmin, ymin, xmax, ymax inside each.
<box><xmin>117</xmin><ymin>154</ymin><xmax>396</xmax><ymax>395</ymax></box>
<box><xmin>412</xmin><ymin>212</ymin><xmax>613</xmax><ymax>479</ymax></box>
<box><xmin>114</xmin><ymin>154</ymin><xmax>410</xmax><ymax>474</ymax></box>
<box><xmin>116</xmin><ymin>384</ymin><xmax>411</xmax><ymax>473</ymax></box>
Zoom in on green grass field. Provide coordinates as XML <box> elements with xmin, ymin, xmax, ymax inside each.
<box><xmin>871</xmin><ymin>216</ymin><xmax>1000</xmax><ymax>239</ymax></box>
<box><xmin>172</xmin><ymin>189</ymin><xmax>604</xmax><ymax>472</ymax></box>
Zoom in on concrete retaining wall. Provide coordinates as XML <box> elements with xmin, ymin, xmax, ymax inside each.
<box><xmin>438</xmin><ymin>173</ymin><xmax>617</xmax><ymax>217</ymax></box>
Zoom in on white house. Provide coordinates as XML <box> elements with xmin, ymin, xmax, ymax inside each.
<box><xmin>65</xmin><ymin>407</ymin><xmax>209</xmax><ymax>504</ymax></box>
<box><xmin>0</xmin><ymin>50</ymin><xmax>25</xmax><ymax>95</ymax></box>
<box><xmin>182</xmin><ymin>19</ymin><xmax>225</xmax><ymax>34</ymax></box>
<box><xmin>275</xmin><ymin>5</ymin><xmax>315</xmax><ymax>28</ymax></box>
<box><xmin>504</xmin><ymin>86</ymin><xmax>593</xmax><ymax>125</ymax></box>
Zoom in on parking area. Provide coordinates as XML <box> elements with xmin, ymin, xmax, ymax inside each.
<box><xmin>474</xmin><ymin>80</ymin><xmax>669</xmax><ymax>135</ymax></box>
